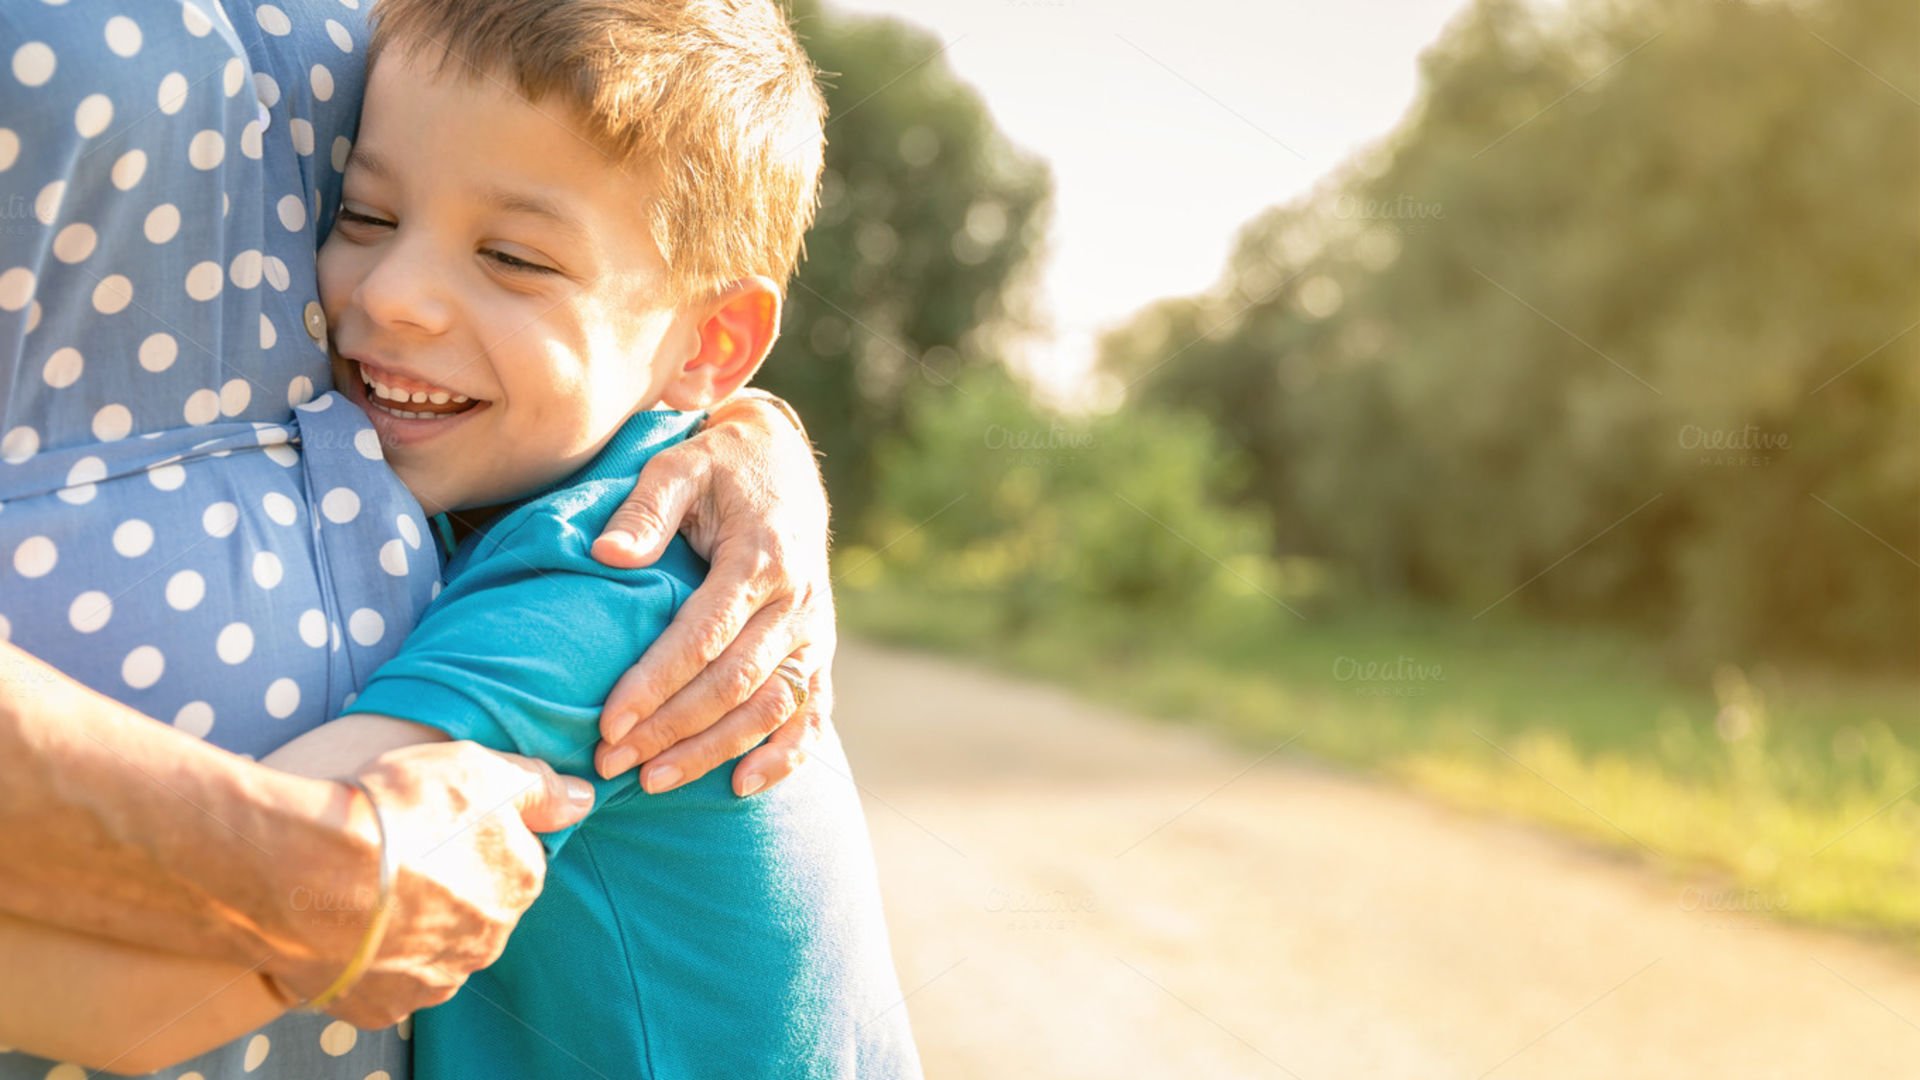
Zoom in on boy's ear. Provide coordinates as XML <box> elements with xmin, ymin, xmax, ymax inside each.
<box><xmin>658</xmin><ymin>276</ymin><xmax>782</xmax><ymax>411</ymax></box>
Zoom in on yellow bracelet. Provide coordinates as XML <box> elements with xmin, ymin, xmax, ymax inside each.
<box><xmin>297</xmin><ymin>777</ymin><xmax>397</xmax><ymax>1012</ymax></box>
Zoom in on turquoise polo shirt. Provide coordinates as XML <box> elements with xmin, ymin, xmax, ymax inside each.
<box><xmin>348</xmin><ymin>408</ymin><xmax>923</xmax><ymax>1080</ymax></box>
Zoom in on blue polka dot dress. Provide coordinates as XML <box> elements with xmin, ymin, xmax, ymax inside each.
<box><xmin>1</xmin><ymin>2</ymin><xmax>433</xmax><ymax>1077</ymax></box>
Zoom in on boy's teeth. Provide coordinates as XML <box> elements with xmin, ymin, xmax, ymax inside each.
<box><xmin>410</xmin><ymin>390</ymin><xmax>429</xmax><ymax>404</ymax></box>
<box><xmin>451</xmin><ymin>394</ymin><xmax>469</xmax><ymax>404</ymax></box>
<box><xmin>429</xmin><ymin>391</ymin><xmax>450</xmax><ymax>405</ymax></box>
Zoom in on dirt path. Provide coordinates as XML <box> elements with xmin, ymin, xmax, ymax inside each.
<box><xmin>832</xmin><ymin>638</ymin><xmax>1920</xmax><ymax>1079</ymax></box>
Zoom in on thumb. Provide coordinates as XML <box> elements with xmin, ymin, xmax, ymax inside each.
<box><xmin>501</xmin><ymin>754</ymin><xmax>595</xmax><ymax>833</ymax></box>
<box><xmin>592</xmin><ymin>454</ymin><xmax>699</xmax><ymax>569</ymax></box>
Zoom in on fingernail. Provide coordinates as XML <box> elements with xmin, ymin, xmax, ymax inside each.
<box><xmin>601</xmin><ymin>746</ymin><xmax>638</xmax><ymax>778</ymax></box>
<box><xmin>601</xmin><ymin>530</ymin><xmax>639</xmax><ymax>554</ymax></box>
<box><xmin>643</xmin><ymin>764</ymin><xmax>681</xmax><ymax>794</ymax></box>
<box><xmin>602</xmin><ymin>711</ymin><xmax>637</xmax><ymax>745</ymax></box>
<box><xmin>737</xmin><ymin>774</ymin><xmax>765</xmax><ymax>798</ymax></box>
<box><xmin>564</xmin><ymin>778</ymin><xmax>595</xmax><ymax>807</ymax></box>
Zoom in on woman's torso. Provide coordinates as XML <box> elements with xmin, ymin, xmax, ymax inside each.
<box><xmin>0</xmin><ymin>2</ymin><xmax>431</xmax><ymax>1076</ymax></box>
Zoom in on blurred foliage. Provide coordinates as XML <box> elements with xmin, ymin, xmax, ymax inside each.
<box><xmin>765</xmin><ymin>1</ymin><xmax>1052</xmax><ymax>525</ymax></box>
<box><xmin>843</xmin><ymin>367</ymin><xmax>1286</xmax><ymax>630</ymax></box>
<box><xmin>1100</xmin><ymin>0</ymin><xmax>1920</xmax><ymax>670</ymax></box>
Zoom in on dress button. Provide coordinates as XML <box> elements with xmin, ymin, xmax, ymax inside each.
<box><xmin>303</xmin><ymin>301</ymin><xmax>327</xmax><ymax>342</ymax></box>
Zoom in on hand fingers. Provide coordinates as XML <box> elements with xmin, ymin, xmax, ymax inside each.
<box><xmin>731</xmin><ymin>676</ymin><xmax>830</xmax><ymax>797</ymax></box>
<box><xmin>599</xmin><ymin>544</ymin><xmax>780</xmax><ymax>745</ymax></box>
<box><xmin>597</xmin><ymin>595</ymin><xmax>802</xmax><ymax>777</ymax></box>
<box><xmin>636</xmin><ymin>642</ymin><xmax>826</xmax><ymax>794</ymax></box>
<box><xmin>591</xmin><ymin>447</ymin><xmax>704</xmax><ymax>569</ymax></box>
<box><xmin>495</xmin><ymin>751</ymin><xmax>595</xmax><ymax>833</ymax></box>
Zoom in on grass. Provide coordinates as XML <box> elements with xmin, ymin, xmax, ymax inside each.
<box><xmin>837</xmin><ymin>573</ymin><xmax>1920</xmax><ymax>948</ymax></box>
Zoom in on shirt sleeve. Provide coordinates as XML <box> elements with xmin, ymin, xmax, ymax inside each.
<box><xmin>346</xmin><ymin>510</ymin><xmax>694</xmax><ymax>857</ymax></box>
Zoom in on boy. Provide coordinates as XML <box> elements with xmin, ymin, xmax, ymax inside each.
<box><xmin>269</xmin><ymin>1</ymin><xmax>923</xmax><ymax>1077</ymax></box>
<box><xmin>0</xmin><ymin>0</ymin><xmax>923</xmax><ymax>1077</ymax></box>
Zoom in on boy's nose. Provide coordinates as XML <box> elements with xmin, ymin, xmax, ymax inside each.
<box><xmin>357</xmin><ymin>241</ymin><xmax>454</xmax><ymax>337</ymax></box>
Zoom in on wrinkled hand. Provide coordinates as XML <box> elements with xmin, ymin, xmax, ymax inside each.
<box><xmin>285</xmin><ymin>741</ymin><xmax>593</xmax><ymax>1028</ymax></box>
<box><xmin>589</xmin><ymin>394</ymin><xmax>835</xmax><ymax>796</ymax></box>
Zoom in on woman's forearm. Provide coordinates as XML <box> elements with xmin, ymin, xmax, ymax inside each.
<box><xmin>0</xmin><ymin>644</ymin><xmax>374</xmax><ymax>984</ymax></box>
<box><xmin>0</xmin><ymin>910</ymin><xmax>282</xmax><ymax>1075</ymax></box>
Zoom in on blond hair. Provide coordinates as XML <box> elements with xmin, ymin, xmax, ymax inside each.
<box><xmin>369</xmin><ymin>0</ymin><xmax>827</xmax><ymax>299</ymax></box>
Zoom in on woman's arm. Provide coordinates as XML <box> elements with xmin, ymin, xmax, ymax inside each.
<box><xmin>0</xmin><ymin>912</ymin><xmax>284</xmax><ymax>1076</ymax></box>
<box><xmin>593</xmin><ymin>392</ymin><xmax>836</xmax><ymax>796</ymax></box>
<box><xmin>0</xmin><ymin>643</ymin><xmax>591</xmax><ymax>1029</ymax></box>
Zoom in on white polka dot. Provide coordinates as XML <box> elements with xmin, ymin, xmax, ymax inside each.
<box><xmin>166</xmin><ymin>569</ymin><xmax>205</xmax><ymax>610</ymax></box>
<box><xmin>251</xmin><ymin>550</ymin><xmax>283</xmax><ymax>589</ymax></box>
<box><xmin>112</xmin><ymin>518</ymin><xmax>153</xmax><ymax>556</ymax></box>
<box><xmin>239</xmin><ymin>1034</ymin><xmax>270</xmax><ymax>1072</ymax></box>
<box><xmin>0</xmin><ymin>129</ymin><xmax>17</xmax><ymax>172</ymax></box>
<box><xmin>262</xmin><ymin>256</ymin><xmax>291</xmax><ymax>291</ymax></box>
<box><xmin>296</xmin><ymin>609</ymin><xmax>328</xmax><ymax>648</ymax></box>
<box><xmin>331</xmin><ymin>135</ymin><xmax>351</xmax><ymax>172</ymax></box>
<box><xmin>331</xmin><ymin>622</ymin><xmax>342</xmax><ymax>650</ymax></box>
<box><xmin>378</xmin><ymin>539</ymin><xmax>408</xmax><ymax>576</ymax></box>
<box><xmin>255</xmin><ymin>4</ymin><xmax>292</xmax><ymax>35</ymax></box>
<box><xmin>287</xmin><ymin>375</ymin><xmax>314</xmax><ymax>407</ymax></box>
<box><xmin>104</xmin><ymin>15</ymin><xmax>144</xmax><ymax>56</ymax></box>
<box><xmin>275</xmin><ymin>194</ymin><xmax>306</xmax><ymax>232</ymax></box>
<box><xmin>92</xmin><ymin>404</ymin><xmax>133</xmax><ymax>442</ymax></box>
<box><xmin>239</xmin><ymin>118</ymin><xmax>263</xmax><ymax>159</ymax></box>
<box><xmin>347</xmin><ymin>608</ymin><xmax>385</xmax><ymax>646</ymax></box>
<box><xmin>0</xmin><ymin>267</ymin><xmax>32</xmax><ymax>310</ymax></box>
<box><xmin>186</xmin><ymin>261</ymin><xmax>223</xmax><ymax>301</ymax></box>
<box><xmin>216</xmin><ymin>622</ymin><xmax>254</xmax><ymax>664</ymax></box>
<box><xmin>229</xmin><ymin>249</ymin><xmax>263</xmax><ymax>289</ymax></box>
<box><xmin>52</xmin><ymin>223</ymin><xmax>96</xmax><ymax>263</ymax></box>
<box><xmin>1</xmin><ymin>426</ymin><xmax>38</xmax><ymax>464</ymax></box>
<box><xmin>321</xmin><ymin>487</ymin><xmax>360</xmax><ymax>523</ymax></box>
<box><xmin>110</xmin><ymin>149</ymin><xmax>147</xmax><ymax>190</ymax></box>
<box><xmin>203</xmin><ymin>501</ymin><xmax>240</xmax><ymax>537</ymax></box>
<box><xmin>158</xmin><ymin>71</ymin><xmax>189</xmax><ymax>114</ymax></box>
<box><xmin>12</xmin><ymin>43</ymin><xmax>55</xmax><ymax>88</ymax></box>
<box><xmin>145</xmin><ymin>203</ymin><xmax>181</xmax><ymax>244</ymax></box>
<box><xmin>43</xmin><ymin>347</ymin><xmax>82</xmax><ymax>388</ymax></box>
<box><xmin>69</xmin><ymin>591</ymin><xmax>111</xmax><ymax>633</ymax></box>
<box><xmin>317</xmin><ymin>1019</ymin><xmax>357</xmax><ymax>1055</ymax></box>
<box><xmin>33</xmin><ymin>181</ymin><xmax>64</xmax><ymax>225</ymax></box>
<box><xmin>288</xmin><ymin>118</ymin><xmax>314</xmax><ymax>155</ymax></box>
<box><xmin>355</xmin><ymin>428</ymin><xmax>383</xmax><ymax>461</ymax></box>
<box><xmin>13</xmin><ymin>536</ymin><xmax>56</xmax><ymax>578</ymax></box>
<box><xmin>148</xmin><ymin>460</ymin><xmax>186</xmax><ymax>490</ymax></box>
<box><xmin>92</xmin><ymin>274</ymin><xmax>133</xmax><ymax>314</ymax></box>
<box><xmin>220</xmin><ymin>378</ymin><xmax>252</xmax><ymax>416</ymax></box>
<box><xmin>0</xmin><ymin>614</ymin><xmax>9</xmax><ymax>643</ymax></box>
<box><xmin>139</xmin><ymin>331</ymin><xmax>178</xmax><ymax>371</ymax></box>
<box><xmin>317</xmin><ymin>19</ymin><xmax>352</xmax><ymax>53</ymax></box>
<box><xmin>57</xmin><ymin>455</ymin><xmax>105</xmax><ymax>504</ymax></box>
<box><xmin>310</xmin><ymin>64</ymin><xmax>335</xmax><ymax>101</ymax></box>
<box><xmin>297</xmin><ymin>393</ymin><xmax>333</xmax><ymax>413</ymax></box>
<box><xmin>264</xmin><ymin>443</ymin><xmax>298</xmax><ymax>467</ymax></box>
<box><xmin>173</xmin><ymin>701</ymin><xmax>214</xmax><ymax>738</ymax></box>
<box><xmin>264</xmin><ymin>678</ymin><xmax>300</xmax><ymax>720</ymax></box>
<box><xmin>23</xmin><ymin>298</ymin><xmax>38</xmax><ymax>332</ymax></box>
<box><xmin>223</xmin><ymin>58</ymin><xmax>245</xmax><ymax>97</ymax></box>
<box><xmin>396</xmin><ymin>514</ymin><xmax>422</xmax><ymax>549</ymax></box>
<box><xmin>259</xmin><ymin>313</ymin><xmax>278</xmax><ymax>350</ymax></box>
<box><xmin>122</xmin><ymin>645</ymin><xmax>164</xmax><ymax>689</ymax></box>
<box><xmin>188</xmin><ymin>130</ymin><xmax>225</xmax><ymax>169</ymax></box>
<box><xmin>262</xmin><ymin>492</ymin><xmax>298</xmax><ymax>526</ymax></box>
<box><xmin>182</xmin><ymin>3</ymin><xmax>213</xmax><ymax>36</ymax></box>
<box><xmin>222</xmin><ymin>193</ymin><xmax>230</xmax><ymax>218</ymax></box>
<box><xmin>74</xmin><ymin>94</ymin><xmax>113</xmax><ymax>138</ymax></box>
<box><xmin>184</xmin><ymin>387</ymin><xmax>220</xmax><ymax>425</ymax></box>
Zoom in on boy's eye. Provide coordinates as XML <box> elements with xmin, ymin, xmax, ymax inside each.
<box><xmin>483</xmin><ymin>248</ymin><xmax>557</xmax><ymax>275</ymax></box>
<box><xmin>335</xmin><ymin>207</ymin><xmax>393</xmax><ymax>229</ymax></box>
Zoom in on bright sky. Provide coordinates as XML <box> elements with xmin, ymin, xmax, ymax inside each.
<box><xmin>824</xmin><ymin>0</ymin><xmax>1473</xmax><ymax>397</ymax></box>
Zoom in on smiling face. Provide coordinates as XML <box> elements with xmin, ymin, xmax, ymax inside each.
<box><xmin>318</xmin><ymin>50</ymin><xmax>696</xmax><ymax>516</ymax></box>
